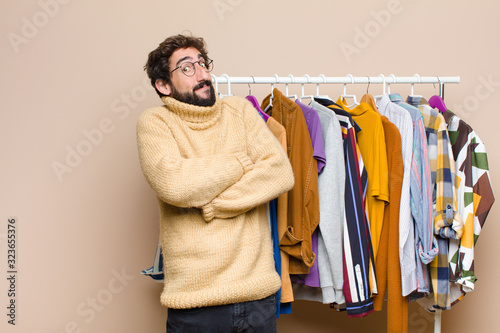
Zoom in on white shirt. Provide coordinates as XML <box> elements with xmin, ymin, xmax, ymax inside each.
<box><xmin>376</xmin><ymin>94</ymin><xmax>417</xmax><ymax>296</ymax></box>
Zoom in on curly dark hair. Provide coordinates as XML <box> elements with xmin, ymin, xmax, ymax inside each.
<box><xmin>144</xmin><ymin>34</ymin><xmax>209</xmax><ymax>97</ymax></box>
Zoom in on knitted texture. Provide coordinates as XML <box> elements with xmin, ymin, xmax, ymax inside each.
<box><xmin>137</xmin><ymin>95</ymin><xmax>294</xmax><ymax>309</ymax></box>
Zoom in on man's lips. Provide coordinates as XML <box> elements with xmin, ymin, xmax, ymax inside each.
<box><xmin>194</xmin><ymin>85</ymin><xmax>210</xmax><ymax>94</ymax></box>
<box><xmin>194</xmin><ymin>81</ymin><xmax>211</xmax><ymax>92</ymax></box>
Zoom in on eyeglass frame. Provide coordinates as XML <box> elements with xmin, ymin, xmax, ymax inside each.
<box><xmin>169</xmin><ymin>58</ymin><xmax>213</xmax><ymax>77</ymax></box>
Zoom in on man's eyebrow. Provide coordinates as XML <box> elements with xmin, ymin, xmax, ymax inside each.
<box><xmin>175</xmin><ymin>53</ymin><xmax>203</xmax><ymax>67</ymax></box>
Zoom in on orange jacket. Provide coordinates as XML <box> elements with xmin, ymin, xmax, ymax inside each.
<box><xmin>261</xmin><ymin>89</ymin><xmax>320</xmax><ymax>274</ymax></box>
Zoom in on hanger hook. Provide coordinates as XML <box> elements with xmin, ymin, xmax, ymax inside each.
<box><xmin>378</xmin><ymin>74</ymin><xmax>386</xmax><ymax>94</ymax></box>
<box><xmin>437</xmin><ymin>76</ymin><xmax>443</xmax><ymax>97</ymax></box>
<box><xmin>221</xmin><ymin>74</ymin><xmax>231</xmax><ymax>97</ymax></box>
<box><xmin>318</xmin><ymin>74</ymin><xmax>327</xmax><ymax>96</ymax></box>
<box><xmin>343</xmin><ymin>74</ymin><xmax>354</xmax><ymax>96</ymax></box>
<box><xmin>367</xmin><ymin>76</ymin><xmax>371</xmax><ymax>94</ymax></box>
<box><xmin>388</xmin><ymin>74</ymin><xmax>396</xmax><ymax>94</ymax></box>
<box><xmin>343</xmin><ymin>75</ymin><xmax>348</xmax><ymax>96</ymax></box>
<box><xmin>286</xmin><ymin>74</ymin><xmax>295</xmax><ymax>96</ymax></box>
<box><xmin>302</xmin><ymin>74</ymin><xmax>312</xmax><ymax>98</ymax></box>
<box><xmin>411</xmin><ymin>74</ymin><xmax>420</xmax><ymax>95</ymax></box>
<box><xmin>211</xmin><ymin>74</ymin><xmax>218</xmax><ymax>96</ymax></box>
<box><xmin>248</xmin><ymin>76</ymin><xmax>255</xmax><ymax>95</ymax></box>
<box><xmin>271</xmin><ymin>74</ymin><xmax>279</xmax><ymax>92</ymax></box>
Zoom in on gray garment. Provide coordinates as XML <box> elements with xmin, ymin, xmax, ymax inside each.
<box><xmin>308</xmin><ymin>100</ymin><xmax>346</xmax><ymax>304</ymax></box>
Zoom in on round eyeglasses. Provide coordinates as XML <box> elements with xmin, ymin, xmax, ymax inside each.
<box><xmin>170</xmin><ymin>58</ymin><xmax>213</xmax><ymax>77</ymax></box>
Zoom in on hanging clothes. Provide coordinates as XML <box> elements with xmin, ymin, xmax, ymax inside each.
<box><xmin>335</xmin><ymin>98</ymin><xmax>390</xmax><ymax>262</ymax></box>
<box><xmin>266</xmin><ymin>114</ymin><xmax>294</xmax><ymax>314</ymax></box>
<box><xmin>407</xmin><ymin>96</ymin><xmax>463</xmax><ymax>310</ymax></box>
<box><xmin>442</xmin><ymin>109</ymin><xmax>495</xmax><ymax>305</ymax></box>
<box><xmin>314</xmin><ymin>97</ymin><xmax>376</xmax><ymax>318</ymax></box>
<box><xmin>290</xmin><ymin>100</ymin><xmax>327</xmax><ymax>290</ymax></box>
<box><xmin>261</xmin><ymin>88</ymin><xmax>320</xmax><ymax>275</ymax></box>
<box><xmin>309</xmin><ymin>100</ymin><xmax>345</xmax><ymax>305</ymax></box>
<box><xmin>390</xmin><ymin>93</ymin><xmax>438</xmax><ymax>298</ymax></box>
<box><xmin>361</xmin><ymin>93</ymin><xmax>408</xmax><ymax>332</ymax></box>
<box><xmin>376</xmin><ymin>118</ymin><xmax>408</xmax><ymax>332</ymax></box>
<box><xmin>296</xmin><ymin>100</ymin><xmax>327</xmax><ymax>174</ymax></box>
<box><xmin>375</xmin><ymin>94</ymin><xmax>417</xmax><ymax>297</ymax></box>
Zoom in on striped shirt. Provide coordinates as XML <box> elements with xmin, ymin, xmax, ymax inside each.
<box><xmin>314</xmin><ymin>97</ymin><xmax>376</xmax><ymax>317</ymax></box>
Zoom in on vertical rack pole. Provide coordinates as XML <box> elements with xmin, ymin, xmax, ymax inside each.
<box><xmin>434</xmin><ymin>310</ymin><xmax>442</xmax><ymax>333</ymax></box>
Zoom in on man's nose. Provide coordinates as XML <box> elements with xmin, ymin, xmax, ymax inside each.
<box><xmin>195</xmin><ymin>63</ymin><xmax>211</xmax><ymax>81</ymax></box>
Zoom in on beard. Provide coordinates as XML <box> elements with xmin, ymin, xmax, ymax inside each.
<box><xmin>170</xmin><ymin>80</ymin><xmax>216</xmax><ymax>107</ymax></box>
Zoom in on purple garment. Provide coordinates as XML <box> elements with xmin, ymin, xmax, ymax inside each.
<box><xmin>290</xmin><ymin>228</ymin><xmax>321</xmax><ymax>287</ymax></box>
<box><xmin>295</xmin><ymin>100</ymin><xmax>326</xmax><ymax>173</ymax></box>
<box><xmin>246</xmin><ymin>95</ymin><xmax>269</xmax><ymax>121</ymax></box>
<box><xmin>290</xmin><ymin>100</ymin><xmax>324</xmax><ymax>288</ymax></box>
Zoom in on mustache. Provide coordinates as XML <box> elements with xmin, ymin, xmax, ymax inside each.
<box><xmin>193</xmin><ymin>80</ymin><xmax>212</xmax><ymax>91</ymax></box>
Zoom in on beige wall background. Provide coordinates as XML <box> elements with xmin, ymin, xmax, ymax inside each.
<box><xmin>1</xmin><ymin>0</ymin><xmax>498</xmax><ymax>332</ymax></box>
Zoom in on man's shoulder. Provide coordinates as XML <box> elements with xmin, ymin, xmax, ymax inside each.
<box><xmin>138</xmin><ymin>105</ymin><xmax>168</xmax><ymax>121</ymax></box>
<box><xmin>141</xmin><ymin>104</ymin><xmax>167</xmax><ymax>115</ymax></box>
<box><xmin>220</xmin><ymin>96</ymin><xmax>258</xmax><ymax>119</ymax></box>
<box><xmin>220</xmin><ymin>95</ymin><xmax>251</xmax><ymax>108</ymax></box>
<box><xmin>136</xmin><ymin>105</ymin><xmax>170</xmax><ymax>132</ymax></box>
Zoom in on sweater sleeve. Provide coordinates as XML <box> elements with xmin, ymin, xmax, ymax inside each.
<box><xmin>202</xmin><ymin>100</ymin><xmax>295</xmax><ymax>222</ymax></box>
<box><xmin>136</xmin><ymin>110</ymin><xmax>253</xmax><ymax>208</ymax></box>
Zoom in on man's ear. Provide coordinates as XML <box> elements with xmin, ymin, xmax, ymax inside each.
<box><xmin>155</xmin><ymin>79</ymin><xmax>171</xmax><ymax>96</ymax></box>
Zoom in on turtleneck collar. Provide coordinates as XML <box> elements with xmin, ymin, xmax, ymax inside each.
<box><xmin>161</xmin><ymin>96</ymin><xmax>222</xmax><ymax>130</ymax></box>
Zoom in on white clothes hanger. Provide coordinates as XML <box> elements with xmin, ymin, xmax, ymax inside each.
<box><xmin>211</xmin><ymin>74</ymin><xmax>219</xmax><ymax>97</ymax></box>
<box><xmin>263</xmin><ymin>74</ymin><xmax>279</xmax><ymax>112</ymax></box>
<box><xmin>340</xmin><ymin>74</ymin><xmax>359</xmax><ymax>108</ymax></box>
<box><xmin>409</xmin><ymin>73</ymin><xmax>423</xmax><ymax>98</ymax></box>
<box><xmin>218</xmin><ymin>74</ymin><xmax>232</xmax><ymax>98</ymax></box>
<box><xmin>314</xmin><ymin>74</ymin><xmax>331</xmax><ymax>100</ymax></box>
<box><xmin>285</xmin><ymin>74</ymin><xmax>298</xmax><ymax>100</ymax></box>
<box><xmin>373</xmin><ymin>74</ymin><xmax>387</xmax><ymax>101</ymax></box>
<box><xmin>298</xmin><ymin>74</ymin><xmax>316</xmax><ymax>102</ymax></box>
<box><xmin>387</xmin><ymin>74</ymin><xmax>396</xmax><ymax>95</ymax></box>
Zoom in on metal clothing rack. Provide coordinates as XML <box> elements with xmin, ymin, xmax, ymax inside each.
<box><xmin>210</xmin><ymin>74</ymin><xmax>461</xmax><ymax>333</ymax></box>
<box><xmin>210</xmin><ymin>74</ymin><xmax>460</xmax><ymax>100</ymax></box>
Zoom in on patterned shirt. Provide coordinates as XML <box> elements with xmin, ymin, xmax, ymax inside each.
<box><xmin>407</xmin><ymin>96</ymin><xmax>463</xmax><ymax>310</ymax></box>
<box><xmin>443</xmin><ymin>110</ymin><xmax>495</xmax><ymax>305</ymax></box>
<box><xmin>390</xmin><ymin>93</ymin><xmax>438</xmax><ymax>296</ymax></box>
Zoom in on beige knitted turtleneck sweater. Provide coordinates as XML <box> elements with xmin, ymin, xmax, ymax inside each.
<box><xmin>136</xmin><ymin>95</ymin><xmax>294</xmax><ymax>309</ymax></box>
